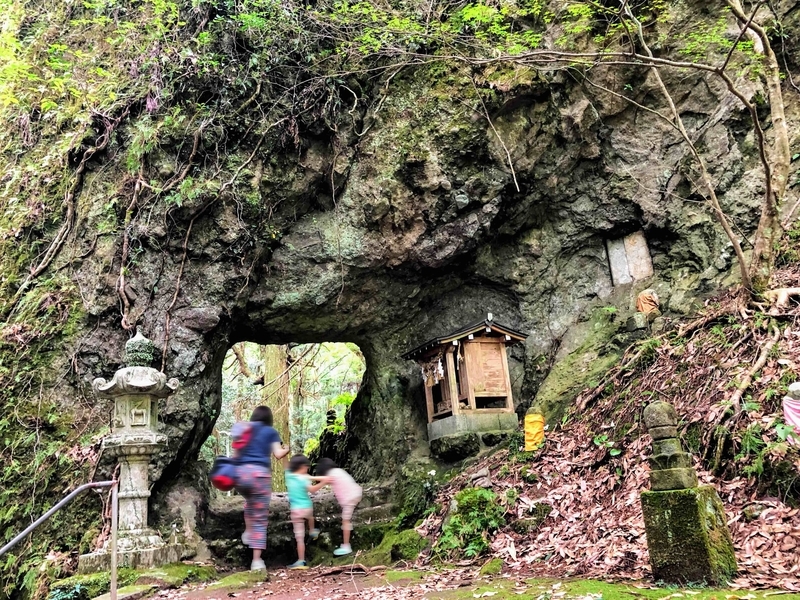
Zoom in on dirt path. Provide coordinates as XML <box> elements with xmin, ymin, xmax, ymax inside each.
<box><xmin>159</xmin><ymin>566</ymin><xmax>800</xmax><ymax>600</ymax></box>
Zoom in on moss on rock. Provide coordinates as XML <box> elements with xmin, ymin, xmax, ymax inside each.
<box><xmin>49</xmin><ymin>563</ymin><xmax>215</xmax><ymax>600</ymax></box>
<box><xmin>528</xmin><ymin>307</ymin><xmax>623</xmax><ymax>424</ymax></box>
<box><xmin>90</xmin><ymin>584</ymin><xmax>156</xmax><ymax>600</ymax></box>
<box><xmin>49</xmin><ymin>570</ymin><xmax>138</xmax><ymax>600</ymax></box>
<box><xmin>133</xmin><ymin>563</ymin><xmax>217</xmax><ymax>587</ymax></box>
<box><xmin>206</xmin><ymin>570</ymin><xmax>269</xmax><ymax>590</ymax></box>
<box><xmin>640</xmin><ymin>486</ymin><xmax>737</xmax><ymax>585</ymax></box>
<box><xmin>511</xmin><ymin>503</ymin><xmax>552</xmax><ymax>534</ymax></box>
<box><xmin>478</xmin><ymin>558</ymin><xmax>503</xmax><ymax>576</ymax></box>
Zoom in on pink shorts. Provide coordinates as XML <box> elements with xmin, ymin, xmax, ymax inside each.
<box><xmin>340</xmin><ymin>495</ymin><xmax>362</xmax><ymax>530</ymax></box>
<box><xmin>291</xmin><ymin>508</ymin><xmax>313</xmax><ymax>541</ymax></box>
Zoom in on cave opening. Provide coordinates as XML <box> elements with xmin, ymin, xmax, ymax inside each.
<box><xmin>202</xmin><ymin>341</ymin><xmax>366</xmax><ymax>492</ymax></box>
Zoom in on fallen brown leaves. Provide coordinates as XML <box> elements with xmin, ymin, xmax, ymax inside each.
<box><xmin>420</xmin><ymin>295</ymin><xmax>800</xmax><ymax>591</ymax></box>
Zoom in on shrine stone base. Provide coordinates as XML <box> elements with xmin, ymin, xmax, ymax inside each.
<box><xmin>77</xmin><ymin>543</ymin><xmax>189</xmax><ymax>574</ymax></box>
<box><xmin>640</xmin><ymin>486</ymin><xmax>736</xmax><ymax>585</ymax></box>
<box><xmin>427</xmin><ymin>412</ymin><xmax>518</xmax><ymax>442</ymax></box>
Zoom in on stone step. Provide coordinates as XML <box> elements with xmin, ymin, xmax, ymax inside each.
<box><xmin>201</xmin><ymin>485</ymin><xmax>397</xmax><ymax>564</ymax></box>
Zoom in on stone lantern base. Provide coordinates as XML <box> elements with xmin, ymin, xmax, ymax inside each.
<box><xmin>640</xmin><ymin>486</ymin><xmax>737</xmax><ymax>585</ymax></box>
<box><xmin>77</xmin><ymin>542</ymin><xmax>190</xmax><ymax>574</ymax></box>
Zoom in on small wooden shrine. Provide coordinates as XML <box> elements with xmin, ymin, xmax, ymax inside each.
<box><xmin>402</xmin><ymin>315</ymin><xmax>527</xmax><ymax>430</ymax></box>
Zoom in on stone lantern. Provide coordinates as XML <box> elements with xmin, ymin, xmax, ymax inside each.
<box><xmin>639</xmin><ymin>401</ymin><xmax>737</xmax><ymax>585</ymax></box>
<box><xmin>78</xmin><ymin>330</ymin><xmax>184</xmax><ymax>573</ymax></box>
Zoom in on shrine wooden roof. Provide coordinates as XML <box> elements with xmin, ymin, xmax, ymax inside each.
<box><xmin>401</xmin><ymin>318</ymin><xmax>527</xmax><ymax>360</ymax></box>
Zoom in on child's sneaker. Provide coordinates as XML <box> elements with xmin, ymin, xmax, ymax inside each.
<box><xmin>288</xmin><ymin>560</ymin><xmax>308</xmax><ymax>570</ymax></box>
<box><xmin>333</xmin><ymin>544</ymin><xmax>352</xmax><ymax>556</ymax></box>
<box><xmin>250</xmin><ymin>559</ymin><xmax>266</xmax><ymax>571</ymax></box>
<box><xmin>309</xmin><ymin>528</ymin><xmax>320</xmax><ymax>541</ymax></box>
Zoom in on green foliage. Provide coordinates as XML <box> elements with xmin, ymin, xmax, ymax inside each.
<box><xmin>519</xmin><ymin>465</ymin><xmax>538</xmax><ymax>484</ymax></box>
<box><xmin>592</xmin><ymin>433</ymin><xmax>622</xmax><ymax>456</ymax></box>
<box><xmin>507</xmin><ymin>429</ymin><xmax>538</xmax><ymax>462</ymax></box>
<box><xmin>737</xmin><ymin>424</ymin><xmax>767</xmax><ymax>476</ymax></box>
<box><xmin>775</xmin><ymin>421</ymin><xmax>800</xmax><ymax>444</ymax></box>
<box><xmin>395</xmin><ymin>466</ymin><xmax>440</xmax><ymax>528</ymax></box>
<box><xmin>434</xmin><ymin>488</ymin><xmax>505</xmax><ymax>559</ymax></box>
<box><xmin>215</xmin><ymin>342</ymin><xmax>365</xmax><ymax>464</ymax></box>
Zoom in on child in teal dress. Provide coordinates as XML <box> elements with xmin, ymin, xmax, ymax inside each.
<box><xmin>285</xmin><ymin>454</ymin><xmax>325</xmax><ymax>569</ymax></box>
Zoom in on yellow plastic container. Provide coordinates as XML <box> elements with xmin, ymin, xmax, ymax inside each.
<box><xmin>524</xmin><ymin>413</ymin><xmax>545</xmax><ymax>450</ymax></box>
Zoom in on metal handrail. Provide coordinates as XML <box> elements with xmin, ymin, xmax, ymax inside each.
<box><xmin>0</xmin><ymin>480</ymin><xmax>119</xmax><ymax>600</ymax></box>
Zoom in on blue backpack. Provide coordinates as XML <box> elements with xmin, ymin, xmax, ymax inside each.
<box><xmin>209</xmin><ymin>422</ymin><xmax>254</xmax><ymax>491</ymax></box>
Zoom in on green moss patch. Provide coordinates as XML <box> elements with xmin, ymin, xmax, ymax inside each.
<box><xmin>49</xmin><ymin>569</ymin><xmax>138</xmax><ymax>600</ymax></box>
<box><xmin>205</xmin><ymin>570</ymin><xmax>269</xmax><ymax>590</ymax></box>
<box><xmin>49</xmin><ymin>563</ymin><xmax>216</xmax><ymax>600</ymax></box>
<box><xmin>478</xmin><ymin>557</ymin><xmax>502</xmax><ymax>576</ymax></box>
<box><xmin>91</xmin><ymin>584</ymin><xmax>156</xmax><ymax>600</ymax></box>
<box><xmin>426</xmin><ymin>578</ymin><xmax>800</xmax><ymax>600</ymax></box>
<box><xmin>310</xmin><ymin>527</ymin><xmax>427</xmax><ymax>568</ymax></box>
<box><xmin>383</xmin><ymin>570</ymin><xmax>424</xmax><ymax>583</ymax></box>
<box><xmin>134</xmin><ymin>563</ymin><xmax>217</xmax><ymax>587</ymax></box>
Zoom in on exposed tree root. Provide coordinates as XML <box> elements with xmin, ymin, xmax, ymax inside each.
<box><xmin>728</xmin><ymin>323</ymin><xmax>781</xmax><ymax>414</ymax></box>
<box><xmin>765</xmin><ymin>287</ymin><xmax>800</xmax><ymax>314</ymax></box>
<box><xmin>160</xmin><ymin>120</ymin><xmax>285</xmax><ymax>371</ymax></box>
<box><xmin>117</xmin><ymin>176</ymin><xmax>144</xmax><ymax>331</ymax></box>
<box><xmin>677</xmin><ymin>304</ymin><xmax>739</xmax><ymax>338</ymax></box>
<box><xmin>5</xmin><ymin>106</ymin><xmax>132</xmax><ymax>319</ymax></box>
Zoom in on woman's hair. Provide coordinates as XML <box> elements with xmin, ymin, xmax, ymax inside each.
<box><xmin>315</xmin><ymin>457</ymin><xmax>336</xmax><ymax>476</ymax></box>
<box><xmin>250</xmin><ymin>406</ymin><xmax>273</xmax><ymax>426</ymax></box>
<box><xmin>288</xmin><ymin>454</ymin><xmax>310</xmax><ymax>473</ymax></box>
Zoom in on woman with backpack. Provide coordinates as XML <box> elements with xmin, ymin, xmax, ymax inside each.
<box><xmin>236</xmin><ymin>405</ymin><xmax>290</xmax><ymax>571</ymax></box>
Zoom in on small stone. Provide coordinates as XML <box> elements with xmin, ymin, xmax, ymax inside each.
<box><xmin>652</xmin><ymin>438</ymin><xmax>682</xmax><ymax>455</ymax></box>
<box><xmin>626</xmin><ymin>313</ymin><xmax>649</xmax><ymax>331</ymax></box>
<box><xmin>511</xmin><ymin>504</ymin><xmax>552</xmax><ymax>534</ymax></box>
<box><xmin>174</xmin><ymin>307</ymin><xmax>221</xmax><ymax>333</ymax></box>
<box><xmin>472</xmin><ymin>477</ymin><xmax>492</xmax><ymax>489</ymax></box>
<box><xmin>643</xmin><ymin>401</ymin><xmax>679</xmax><ymax>430</ymax></box>
<box><xmin>649</xmin><ymin>467</ymin><xmax>698</xmax><ymax>491</ymax></box>
<box><xmin>454</xmin><ymin>193</ymin><xmax>470</xmax><ymax>210</ymax></box>
<box><xmin>742</xmin><ymin>503</ymin><xmax>765</xmax><ymax>522</ymax></box>
<box><xmin>648</xmin><ymin>425</ymin><xmax>678</xmax><ymax>440</ymax></box>
<box><xmin>650</xmin><ymin>316</ymin><xmax>666</xmax><ymax>334</ymax></box>
<box><xmin>470</xmin><ymin>468</ymin><xmax>490</xmax><ymax>481</ymax></box>
<box><xmin>479</xmin><ymin>557</ymin><xmax>503</xmax><ymax>576</ymax></box>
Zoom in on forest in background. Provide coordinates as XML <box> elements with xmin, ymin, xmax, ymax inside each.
<box><xmin>204</xmin><ymin>342</ymin><xmax>366</xmax><ymax>490</ymax></box>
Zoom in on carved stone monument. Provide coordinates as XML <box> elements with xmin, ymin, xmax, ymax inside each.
<box><xmin>639</xmin><ymin>401</ymin><xmax>737</xmax><ymax>585</ymax></box>
<box><xmin>78</xmin><ymin>330</ymin><xmax>185</xmax><ymax>573</ymax></box>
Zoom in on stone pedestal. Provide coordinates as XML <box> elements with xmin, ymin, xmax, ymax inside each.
<box><xmin>639</xmin><ymin>401</ymin><xmax>736</xmax><ymax>585</ymax></box>
<box><xmin>78</xmin><ymin>331</ymin><xmax>187</xmax><ymax>574</ymax></box>
<box><xmin>641</xmin><ymin>487</ymin><xmax>737</xmax><ymax>584</ymax></box>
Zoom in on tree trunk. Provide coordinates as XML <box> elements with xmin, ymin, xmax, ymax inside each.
<box><xmin>726</xmin><ymin>0</ymin><xmax>788</xmax><ymax>289</ymax></box>
<box><xmin>261</xmin><ymin>344</ymin><xmax>290</xmax><ymax>491</ymax></box>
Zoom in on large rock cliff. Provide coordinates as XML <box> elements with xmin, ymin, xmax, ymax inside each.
<box><xmin>1</xmin><ymin>1</ymin><xmax>799</xmax><ymax>592</ymax></box>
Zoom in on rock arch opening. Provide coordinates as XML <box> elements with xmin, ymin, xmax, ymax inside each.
<box><xmin>203</xmin><ymin>342</ymin><xmax>366</xmax><ymax>491</ymax></box>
